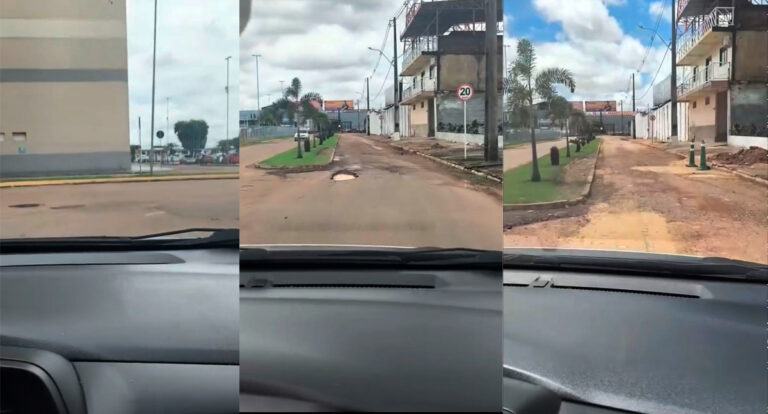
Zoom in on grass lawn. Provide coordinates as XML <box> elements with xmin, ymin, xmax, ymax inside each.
<box><xmin>260</xmin><ymin>135</ymin><xmax>339</xmax><ymax>167</ymax></box>
<box><xmin>503</xmin><ymin>138</ymin><xmax>600</xmax><ymax>205</ymax></box>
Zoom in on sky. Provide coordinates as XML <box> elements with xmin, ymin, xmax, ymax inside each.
<box><xmin>504</xmin><ymin>0</ymin><xmax>675</xmax><ymax>110</ymax></box>
<box><xmin>127</xmin><ymin>0</ymin><xmax>239</xmax><ymax>148</ymax></box>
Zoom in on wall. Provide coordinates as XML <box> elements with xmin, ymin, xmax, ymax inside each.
<box><xmin>436</xmin><ymin>132</ymin><xmax>503</xmax><ymax>148</ymax></box>
<box><xmin>0</xmin><ymin>0</ymin><xmax>130</xmax><ymax>176</ymax></box>
<box><xmin>436</xmin><ymin>92</ymin><xmax>502</xmax><ymax>135</ymax></box>
<box><xmin>407</xmin><ymin>99</ymin><xmax>430</xmax><ymax>136</ymax></box>
<box><xmin>733</xmin><ymin>31</ymin><xmax>768</xmax><ymax>82</ymax></box>
<box><xmin>438</xmin><ymin>54</ymin><xmax>503</xmax><ymax>92</ymax></box>
<box><xmin>730</xmin><ymin>83</ymin><xmax>767</xmax><ymax>137</ymax></box>
<box><xmin>688</xmin><ymin>92</ymin><xmax>717</xmax><ymax>142</ymax></box>
<box><xmin>240</xmin><ymin>126</ymin><xmax>296</xmax><ymax>142</ymax></box>
<box><xmin>728</xmin><ymin>135</ymin><xmax>768</xmax><ymax>149</ymax></box>
<box><xmin>638</xmin><ymin>102</ymin><xmax>690</xmax><ymax>143</ymax></box>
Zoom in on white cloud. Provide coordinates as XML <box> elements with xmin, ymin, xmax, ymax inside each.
<box><xmin>510</xmin><ymin>0</ymin><xmax>669</xmax><ymax>110</ymax></box>
<box><xmin>239</xmin><ymin>0</ymin><xmax>403</xmax><ymax>112</ymax></box>
<box><xmin>127</xmin><ymin>0</ymin><xmax>239</xmax><ymax>147</ymax></box>
<box><xmin>649</xmin><ymin>1</ymin><xmax>673</xmax><ymax>22</ymax></box>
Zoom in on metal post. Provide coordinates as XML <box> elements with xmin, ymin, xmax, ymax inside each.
<box><xmin>138</xmin><ymin>116</ymin><xmax>142</xmax><ymax>173</ymax></box>
<box><xmin>620</xmin><ymin>100</ymin><xmax>624</xmax><ymax>135</ymax></box>
<box><xmin>698</xmin><ymin>141</ymin><xmax>710</xmax><ymax>170</ymax></box>
<box><xmin>225</xmin><ymin>56</ymin><xmax>232</xmax><ymax>155</ymax></box>
<box><xmin>253</xmin><ymin>54</ymin><xmax>261</xmax><ymax>112</ymax></box>
<box><xmin>687</xmin><ymin>141</ymin><xmax>697</xmax><ymax>167</ymax></box>
<box><xmin>463</xmin><ymin>101</ymin><xmax>467</xmax><ymax>159</ymax></box>
<box><xmin>366</xmin><ymin>77</ymin><xmax>370</xmax><ymax>136</ymax></box>
<box><xmin>485</xmin><ymin>0</ymin><xmax>499</xmax><ymax>161</ymax></box>
<box><xmin>670</xmin><ymin>0</ymin><xmax>678</xmax><ymax>142</ymax></box>
<box><xmin>392</xmin><ymin>18</ymin><xmax>399</xmax><ymax>134</ymax></box>
<box><xmin>632</xmin><ymin>73</ymin><xmax>636</xmax><ymax>139</ymax></box>
<box><xmin>149</xmin><ymin>0</ymin><xmax>158</xmax><ymax>175</ymax></box>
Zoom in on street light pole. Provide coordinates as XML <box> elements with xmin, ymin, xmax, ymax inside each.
<box><xmin>392</xmin><ymin>17</ymin><xmax>399</xmax><ymax>134</ymax></box>
<box><xmin>252</xmin><ymin>54</ymin><xmax>261</xmax><ymax>111</ymax></box>
<box><xmin>149</xmin><ymin>0</ymin><xmax>158</xmax><ymax>175</ymax></box>
<box><xmin>670</xmin><ymin>0</ymin><xmax>678</xmax><ymax>142</ymax></box>
<box><xmin>225</xmin><ymin>56</ymin><xmax>232</xmax><ymax>154</ymax></box>
<box><xmin>366</xmin><ymin>77</ymin><xmax>370</xmax><ymax>136</ymax></box>
<box><xmin>279</xmin><ymin>80</ymin><xmax>285</xmax><ymax>95</ymax></box>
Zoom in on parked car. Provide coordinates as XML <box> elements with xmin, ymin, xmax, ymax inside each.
<box><xmin>198</xmin><ymin>154</ymin><xmax>215</xmax><ymax>164</ymax></box>
<box><xmin>294</xmin><ymin>129</ymin><xmax>310</xmax><ymax>139</ymax></box>
<box><xmin>180</xmin><ymin>155</ymin><xmax>197</xmax><ymax>164</ymax></box>
<box><xmin>135</xmin><ymin>154</ymin><xmax>150</xmax><ymax>163</ymax></box>
<box><xmin>226</xmin><ymin>153</ymin><xmax>239</xmax><ymax>164</ymax></box>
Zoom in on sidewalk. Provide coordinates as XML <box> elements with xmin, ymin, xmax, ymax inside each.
<box><xmin>371</xmin><ymin>136</ymin><xmax>502</xmax><ymax>180</ymax></box>
<box><xmin>631</xmin><ymin>139</ymin><xmax>768</xmax><ymax>183</ymax></box>
<box><xmin>0</xmin><ymin>171</ymin><xmax>238</xmax><ymax>188</ymax></box>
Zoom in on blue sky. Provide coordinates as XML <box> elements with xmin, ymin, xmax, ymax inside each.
<box><xmin>503</xmin><ymin>0</ymin><xmax>674</xmax><ymax>108</ymax></box>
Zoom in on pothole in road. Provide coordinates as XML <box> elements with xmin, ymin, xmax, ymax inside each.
<box><xmin>9</xmin><ymin>203</ymin><xmax>41</xmax><ymax>208</ymax></box>
<box><xmin>331</xmin><ymin>170</ymin><xmax>358</xmax><ymax>181</ymax></box>
<box><xmin>50</xmin><ymin>204</ymin><xmax>85</xmax><ymax>210</ymax></box>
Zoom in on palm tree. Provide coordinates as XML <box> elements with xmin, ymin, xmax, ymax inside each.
<box><xmin>507</xmin><ymin>39</ymin><xmax>575</xmax><ymax>182</ymax></box>
<box><xmin>282</xmin><ymin>77</ymin><xmax>323</xmax><ymax>157</ymax></box>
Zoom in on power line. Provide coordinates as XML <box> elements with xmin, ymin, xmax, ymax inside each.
<box><xmin>372</xmin><ymin>62</ymin><xmax>393</xmax><ymax>102</ymax></box>
<box><xmin>638</xmin><ymin>0</ymin><xmax>666</xmax><ymax>72</ymax></box>
<box><xmin>638</xmin><ymin>43</ymin><xmax>670</xmax><ymax>101</ymax></box>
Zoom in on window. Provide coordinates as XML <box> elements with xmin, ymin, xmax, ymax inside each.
<box><xmin>429</xmin><ymin>65</ymin><xmax>435</xmax><ymax>79</ymax></box>
<box><xmin>0</xmin><ymin>132</ymin><xmax>4</xmax><ymax>142</ymax></box>
<box><xmin>719</xmin><ymin>47</ymin><xmax>728</xmax><ymax>66</ymax></box>
<box><xmin>705</xmin><ymin>96</ymin><xmax>710</xmax><ymax>105</ymax></box>
<box><xmin>704</xmin><ymin>57</ymin><xmax>711</xmax><ymax>81</ymax></box>
<box><xmin>12</xmin><ymin>132</ymin><xmax>26</xmax><ymax>142</ymax></box>
<box><xmin>692</xmin><ymin>100</ymin><xmax>697</xmax><ymax>109</ymax></box>
<box><xmin>692</xmin><ymin>66</ymin><xmax>698</xmax><ymax>82</ymax></box>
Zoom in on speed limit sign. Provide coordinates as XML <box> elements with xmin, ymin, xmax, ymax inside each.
<box><xmin>457</xmin><ymin>84</ymin><xmax>473</xmax><ymax>101</ymax></box>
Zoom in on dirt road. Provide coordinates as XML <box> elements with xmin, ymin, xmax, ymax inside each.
<box><xmin>240</xmin><ymin>138</ymin><xmax>296</xmax><ymax>164</ymax></box>
<box><xmin>0</xmin><ymin>179</ymin><xmax>238</xmax><ymax>238</ymax></box>
<box><xmin>504</xmin><ymin>138</ymin><xmax>568</xmax><ymax>171</ymax></box>
<box><xmin>240</xmin><ymin>133</ymin><xmax>501</xmax><ymax>249</ymax></box>
<box><xmin>505</xmin><ymin>136</ymin><xmax>768</xmax><ymax>264</ymax></box>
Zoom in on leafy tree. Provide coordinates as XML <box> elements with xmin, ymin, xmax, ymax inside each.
<box><xmin>549</xmin><ymin>96</ymin><xmax>571</xmax><ymax>158</ymax></box>
<box><xmin>279</xmin><ymin>77</ymin><xmax>324</xmax><ymax>157</ymax></box>
<box><xmin>259</xmin><ymin>106</ymin><xmax>279</xmax><ymax>126</ymax></box>
<box><xmin>174</xmin><ymin>120</ymin><xmax>209</xmax><ymax>153</ymax></box>
<box><xmin>507</xmin><ymin>39</ymin><xmax>575</xmax><ymax>182</ymax></box>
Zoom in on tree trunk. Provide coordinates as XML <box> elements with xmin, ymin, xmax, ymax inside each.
<box><xmin>565</xmin><ymin>121</ymin><xmax>570</xmax><ymax>158</ymax></box>
<box><xmin>530</xmin><ymin>99</ymin><xmax>541</xmax><ymax>182</ymax></box>
<box><xmin>304</xmin><ymin>137</ymin><xmax>311</xmax><ymax>152</ymax></box>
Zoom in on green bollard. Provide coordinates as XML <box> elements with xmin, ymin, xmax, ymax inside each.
<box><xmin>687</xmin><ymin>142</ymin><xmax>697</xmax><ymax>167</ymax></box>
<box><xmin>698</xmin><ymin>141</ymin><xmax>710</xmax><ymax>171</ymax></box>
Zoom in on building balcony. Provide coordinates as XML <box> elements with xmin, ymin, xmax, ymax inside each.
<box><xmin>402</xmin><ymin>36</ymin><xmax>437</xmax><ymax>76</ymax></box>
<box><xmin>677</xmin><ymin>62</ymin><xmax>730</xmax><ymax>101</ymax></box>
<box><xmin>677</xmin><ymin>6</ymin><xmax>734</xmax><ymax>65</ymax></box>
<box><xmin>401</xmin><ymin>77</ymin><xmax>436</xmax><ymax>105</ymax></box>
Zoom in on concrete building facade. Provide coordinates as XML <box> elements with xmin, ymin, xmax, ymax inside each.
<box><xmin>675</xmin><ymin>0</ymin><xmax>767</xmax><ymax>148</ymax></box>
<box><xmin>398</xmin><ymin>0</ymin><xmax>503</xmax><ymax>146</ymax></box>
<box><xmin>0</xmin><ymin>0</ymin><xmax>131</xmax><ymax>176</ymax></box>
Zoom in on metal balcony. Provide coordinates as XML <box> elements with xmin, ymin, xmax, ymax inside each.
<box><xmin>677</xmin><ymin>7</ymin><xmax>734</xmax><ymax>65</ymax></box>
<box><xmin>401</xmin><ymin>77</ymin><xmax>436</xmax><ymax>104</ymax></box>
<box><xmin>677</xmin><ymin>61</ymin><xmax>730</xmax><ymax>101</ymax></box>
<box><xmin>402</xmin><ymin>36</ymin><xmax>438</xmax><ymax>76</ymax></box>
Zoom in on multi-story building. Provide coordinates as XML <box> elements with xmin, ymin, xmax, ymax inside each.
<box><xmin>398</xmin><ymin>0</ymin><xmax>503</xmax><ymax>145</ymax></box>
<box><xmin>0</xmin><ymin>0</ymin><xmax>131</xmax><ymax>176</ymax></box>
<box><xmin>675</xmin><ymin>0</ymin><xmax>767</xmax><ymax>148</ymax></box>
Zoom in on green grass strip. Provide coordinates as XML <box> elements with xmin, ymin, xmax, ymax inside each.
<box><xmin>260</xmin><ymin>135</ymin><xmax>339</xmax><ymax>167</ymax></box>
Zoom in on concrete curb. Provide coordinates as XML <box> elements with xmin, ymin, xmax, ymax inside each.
<box><xmin>392</xmin><ymin>144</ymin><xmax>502</xmax><ymax>183</ymax></box>
<box><xmin>0</xmin><ymin>173</ymin><xmax>239</xmax><ymax>189</ymax></box>
<box><xmin>503</xmin><ymin>140</ymin><xmax>602</xmax><ymax>211</ymax></box>
<box><xmin>630</xmin><ymin>139</ymin><xmax>768</xmax><ymax>188</ymax></box>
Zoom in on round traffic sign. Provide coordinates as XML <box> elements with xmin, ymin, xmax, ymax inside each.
<box><xmin>156</xmin><ymin>130</ymin><xmax>165</xmax><ymax>139</ymax></box>
<box><xmin>457</xmin><ymin>84</ymin><xmax>473</xmax><ymax>101</ymax></box>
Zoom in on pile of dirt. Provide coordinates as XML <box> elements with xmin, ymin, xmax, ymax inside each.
<box><xmin>710</xmin><ymin>146</ymin><xmax>768</xmax><ymax>165</ymax></box>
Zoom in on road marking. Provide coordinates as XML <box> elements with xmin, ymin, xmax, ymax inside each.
<box><xmin>145</xmin><ymin>211</ymin><xmax>165</xmax><ymax>217</ymax></box>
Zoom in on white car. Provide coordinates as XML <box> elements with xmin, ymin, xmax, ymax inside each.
<box><xmin>135</xmin><ymin>154</ymin><xmax>150</xmax><ymax>163</ymax></box>
<box><xmin>294</xmin><ymin>129</ymin><xmax>310</xmax><ymax>139</ymax></box>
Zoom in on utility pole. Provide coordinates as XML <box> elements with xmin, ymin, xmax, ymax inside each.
<box><xmin>252</xmin><ymin>54</ymin><xmax>261</xmax><ymax>111</ymax></box>
<box><xmin>620</xmin><ymin>100</ymin><xmax>624</xmax><ymax>135</ymax></box>
<box><xmin>356</xmin><ymin>99</ymin><xmax>360</xmax><ymax>131</ymax></box>
<box><xmin>225</xmin><ymin>56</ymin><xmax>232</xmax><ymax>153</ymax></box>
<box><xmin>670</xmin><ymin>0</ymin><xmax>678</xmax><ymax>142</ymax></box>
<box><xmin>166</xmin><ymin>97</ymin><xmax>169</xmax><ymax>142</ymax></box>
<box><xmin>138</xmin><ymin>116</ymin><xmax>142</xmax><ymax>173</ymax></box>
<box><xmin>279</xmin><ymin>80</ymin><xmax>285</xmax><ymax>95</ymax></box>
<box><xmin>632</xmin><ymin>73</ymin><xmax>636</xmax><ymax>139</ymax></box>
<box><xmin>149</xmin><ymin>0</ymin><xmax>158</xmax><ymax>175</ymax></box>
<box><xmin>366</xmin><ymin>77</ymin><xmax>370</xmax><ymax>136</ymax></box>
<box><xmin>485</xmin><ymin>0</ymin><xmax>499</xmax><ymax>161</ymax></box>
<box><xmin>392</xmin><ymin>18</ymin><xmax>399</xmax><ymax>134</ymax></box>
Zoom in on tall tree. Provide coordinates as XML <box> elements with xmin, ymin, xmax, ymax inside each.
<box><xmin>507</xmin><ymin>39</ymin><xmax>575</xmax><ymax>182</ymax></box>
<box><xmin>174</xmin><ymin>119</ymin><xmax>209</xmax><ymax>152</ymax></box>
<box><xmin>280</xmin><ymin>77</ymin><xmax>323</xmax><ymax>156</ymax></box>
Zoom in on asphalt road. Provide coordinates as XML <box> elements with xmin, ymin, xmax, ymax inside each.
<box><xmin>504</xmin><ymin>136</ymin><xmax>768</xmax><ymax>264</ymax></box>
<box><xmin>0</xmin><ymin>179</ymin><xmax>238</xmax><ymax>238</ymax></box>
<box><xmin>240</xmin><ymin>134</ymin><xmax>501</xmax><ymax>249</ymax></box>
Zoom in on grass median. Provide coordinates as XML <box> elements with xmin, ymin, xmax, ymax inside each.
<box><xmin>260</xmin><ymin>135</ymin><xmax>339</xmax><ymax>167</ymax></box>
<box><xmin>503</xmin><ymin>138</ymin><xmax>600</xmax><ymax>205</ymax></box>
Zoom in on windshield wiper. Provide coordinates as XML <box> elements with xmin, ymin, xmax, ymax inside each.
<box><xmin>504</xmin><ymin>248</ymin><xmax>768</xmax><ymax>283</ymax></box>
<box><xmin>0</xmin><ymin>228</ymin><xmax>238</xmax><ymax>253</ymax></box>
<box><xmin>241</xmin><ymin>246</ymin><xmax>501</xmax><ymax>269</ymax></box>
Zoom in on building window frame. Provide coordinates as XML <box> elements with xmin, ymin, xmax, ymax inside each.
<box><xmin>719</xmin><ymin>47</ymin><xmax>728</xmax><ymax>66</ymax></box>
<box><xmin>705</xmin><ymin>96</ymin><xmax>710</xmax><ymax>106</ymax></box>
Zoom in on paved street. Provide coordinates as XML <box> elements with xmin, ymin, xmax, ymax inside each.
<box><xmin>0</xmin><ymin>179</ymin><xmax>238</xmax><ymax>238</ymax></box>
<box><xmin>505</xmin><ymin>136</ymin><xmax>768</xmax><ymax>264</ymax></box>
<box><xmin>240</xmin><ymin>133</ymin><xmax>501</xmax><ymax>249</ymax></box>
<box><xmin>504</xmin><ymin>138</ymin><xmax>567</xmax><ymax>171</ymax></box>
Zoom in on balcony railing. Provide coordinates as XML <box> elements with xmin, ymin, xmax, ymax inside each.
<box><xmin>402</xmin><ymin>77</ymin><xmax>436</xmax><ymax>102</ymax></box>
<box><xmin>677</xmin><ymin>7</ymin><xmax>734</xmax><ymax>59</ymax></box>
<box><xmin>677</xmin><ymin>61</ymin><xmax>730</xmax><ymax>97</ymax></box>
<box><xmin>402</xmin><ymin>36</ymin><xmax>438</xmax><ymax>72</ymax></box>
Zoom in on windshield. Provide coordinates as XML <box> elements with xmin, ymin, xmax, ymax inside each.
<box><xmin>0</xmin><ymin>0</ymin><xmax>239</xmax><ymax>239</ymax></box>
<box><xmin>502</xmin><ymin>1</ymin><xmax>767</xmax><ymax>264</ymax></box>
<box><xmin>238</xmin><ymin>0</ymin><xmax>503</xmax><ymax>250</ymax></box>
